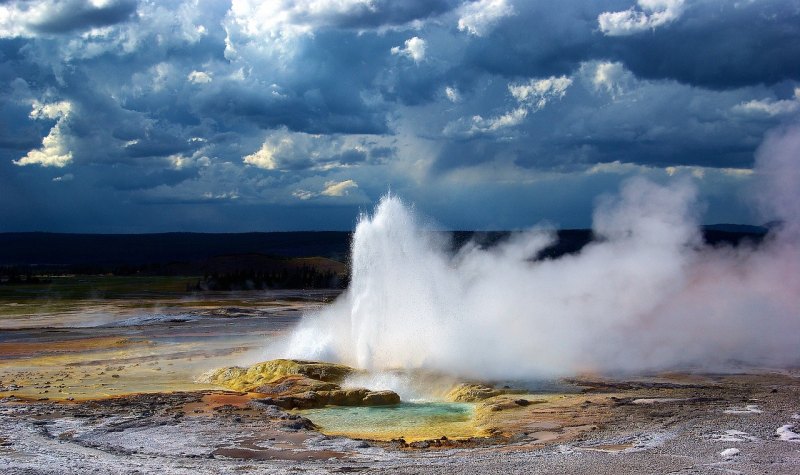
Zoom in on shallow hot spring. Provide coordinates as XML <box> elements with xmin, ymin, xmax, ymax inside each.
<box><xmin>299</xmin><ymin>402</ymin><xmax>481</xmax><ymax>442</ymax></box>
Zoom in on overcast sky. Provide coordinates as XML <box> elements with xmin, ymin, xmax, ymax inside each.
<box><xmin>1</xmin><ymin>0</ymin><xmax>799</xmax><ymax>232</ymax></box>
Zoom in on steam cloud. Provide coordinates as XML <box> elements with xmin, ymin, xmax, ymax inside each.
<box><xmin>285</xmin><ymin>126</ymin><xmax>800</xmax><ymax>379</ymax></box>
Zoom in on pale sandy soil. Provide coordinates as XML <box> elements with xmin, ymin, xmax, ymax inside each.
<box><xmin>2</xmin><ymin>371</ymin><xmax>800</xmax><ymax>474</ymax></box>
<box><xmin>1</xmin><ymin>295</ymin><xmax>799</xmax><ymax>474</ymax></box>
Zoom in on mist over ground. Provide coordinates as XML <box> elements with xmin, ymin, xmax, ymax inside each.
<box><xmin>284</xmin><ymin>126</ymin><xmax>800</xmax><ymax>380</ymax></box>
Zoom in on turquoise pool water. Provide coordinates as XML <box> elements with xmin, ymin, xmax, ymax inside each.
<box><xmin>299</xmin><ymin>402</ymin><xmax>480</xmax><ymax>441</ymax></box>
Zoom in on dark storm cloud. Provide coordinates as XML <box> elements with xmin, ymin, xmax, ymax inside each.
<box><xmin>197</xmin><ymin>84</ymin><xmax>388</xmax><ymax>136</ymax></box>
<box><xmin>460</xmin><ymin>1</ymin><xmax>600</xmax><ymax>79</ymax></box>
<box><xmin>459</xmin><ymin>1</ymin><xmax>800</xmax><ymax>90</ymax></box>
<box><xmin>27</xmin><ymin>0</ymin><xmax>138</xmax><ymax>35</ymax></box>
<box><xmin>602</xmin><ymin>0</ymin><xmax>800</xmax><ymax>89</ymax></box>
<box><xmin>1</xmin><ymin>0</ymin><xmax>799</xmax><ymax>232</ymax></box>
<box><xmin>303</xmin><ymin>0</ymin><xmax>457</xmax><ymax>29</ymax></box>
<box><xmin>94</xmin><ymin>163</ymin><xmax>201</xmax><ymax>191</ymax></box>
<box><xmin>327</xmin><ymin>149</ymin><xmax>367</xmax><ymax>165</ymax></box>
<box><xmin>194</xmin><ymin>27</ymin><xmax>398</xmax><ymax>135</ymax></box>
<box><xmin>369</xmin><ymin>146</ymin><xmax>395</xmax><ymax>161</ymax></box>
<box><xmin>429</xmin><ymin>62</ymin><xmax>784</xmax><ymax>174</ymax></box>
<box><xmin>122</xmin><ymin>134</ymin><xmax>193</xmax><ymax>159</ymax></box>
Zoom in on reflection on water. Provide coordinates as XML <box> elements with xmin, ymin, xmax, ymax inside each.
<box><xmin>300</xmin><ymin>402</ymin><xmax>480</xmax><ymax>442</ymax></box>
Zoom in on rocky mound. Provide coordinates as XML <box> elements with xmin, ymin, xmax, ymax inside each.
<box><xmin>445</xmin><ymin>383</ymin><xmax>506</xmax><ymax>402</ymax></box>
<box><xmin>200</xmin><ymin>359</ymin><xmax>400</xmax><ymax>409</ymax></box>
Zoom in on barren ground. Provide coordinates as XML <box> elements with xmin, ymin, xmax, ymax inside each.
<box><xmin>1</xmin><ymin>287</ymin><xmax>799</xmax><ymax>474</ymax></box>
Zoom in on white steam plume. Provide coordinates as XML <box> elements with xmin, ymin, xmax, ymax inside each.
<box><xmin>285</xmin><ymin>126</ymin><xmax>800</xmax><ymax>379</ymax></box>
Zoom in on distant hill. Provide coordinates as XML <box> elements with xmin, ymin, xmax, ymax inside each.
<box><xmin>456</xmin><ymin>225</ymin><xmax>767</xmax><ymax>261</ymax></box>
<box><xmin>0</xmin><ymin>226</ymin><xmax>768</xmax><ymax>288</ymax></box>
<box><xmin>703</xmin><ymin>224</ymin><xmax>769</xmax><ymax>234</ymax></box>
<box><xmin>0</xmin><ymin>232</ymin><xmax>352</xmax><ymax>268</ymax></box>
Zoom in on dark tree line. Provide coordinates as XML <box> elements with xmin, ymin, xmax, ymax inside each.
<box><xmin>0</xmin><ymin>266</ymin><xmax>52</xmax><ymax>285</ymax></box>
<box><xmin>190</xmin><ymin>267</ymin><xmax>349</xmax><ymax>291</ymax></box>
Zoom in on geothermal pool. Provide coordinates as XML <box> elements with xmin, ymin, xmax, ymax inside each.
<box><xmin>299</xmin><ymin>402</ymin><xmax>480</xmax><ymax>442</ymax></box>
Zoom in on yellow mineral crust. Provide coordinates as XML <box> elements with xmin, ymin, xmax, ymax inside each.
<box><xmin>200</xmin><ymin>359</ymin><xmax>400</xmax><ymax>409</ymax></box>
<box><xmin>200</xmin><ymin>359</ymin><xmax>356</xmax><ymax>392</ymax></box>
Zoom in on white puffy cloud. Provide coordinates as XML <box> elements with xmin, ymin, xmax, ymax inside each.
<box><xmin>187</xmin><ymin>70</ymin><xmax>212</xmax><ymax>84</ymax></box>
<box><xmin>589</xmin><ymin>61</ymin><xmax>633</xmax><ymax>98</ymax></box>
<box><xmin>733</xmin><ymin>89</ymin><xmax>800</xmax><ymax>117</ymax></box>
<box><xmin>227</xmin><ymin>0</ymin><xmax>374</xmax><ymax>39</ymax></box>
<box><xmin>442</xmin><ymin>76</ymin><xmax>573</xmax><ymax>138</ymax></box>
<box><xmin>29</xmin><ymin>100</ymin><xmax>73</xmax><ymax>120</ymax></box>
<box><xmin>445</xmin><ymin>86</ymin><xmax>461</xmax><ymax>103</ymax></box>
<box><xmin>0</xmin><ymin>3</ymin><xmax>33</xmax><ymax>38</ymax></box>
<box><xmin>14</xmin><ymin>101</ymin><xmax>74</xmax><ymax>168</ymax></box>
<box><xmin>167</xmin><ymin>149</ymin><xmax>211</xmax><ymax>170</ymax></box>
<box><xmin>321</xmin><ymin>179</ymin><xmax>358</xmax><ymax>196</ymax></box>
<box><xmin>292</xmin><ymin>189</ymin><xmax>315</xmax><ymax>200</ymax></box>
<box><xmin>508</xmin><ymin>76</ymin><xmax>573</xmax><ymax>109</ymax></box>
<box><xmin>243</xmin><ymin>127</ymin><xmax>376</xmax><ymax>171</ymax></box>
<box><xmin>598</xmin><ymin>0</ymin><xmax>685</xmax><ymax>36</ymax></box>
<box><xmin>444</xmin><ymin>75</ymin><xmax>573</xmax><ymax>137</ymax></box>
<box><xmin>468</xmin><ymin>107</ymin><xmax>528</xmax><ymax>133</ymax></box>
<box><xmin>457</xmin><ymin>0</ymin><xmax>514</xmax><ymax>37</ymax></box>
<box><xmin>292</xmin><ymin>179</ymin><xmax>358</xmax><ymax>200</ymax></box>
<box><xmin>391</xmin><ymin>36</ymin><xmax>426</xmax><ymax>63</ymax></box>
<box><xmin>243</xmin><ymin>138</ymin><xmax>282</xmax><ymax>170</ymax></box>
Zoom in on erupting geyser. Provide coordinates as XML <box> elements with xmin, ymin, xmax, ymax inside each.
<box><xmin>286</xmin><ymin>126</ymin><xmax>800</xmax><ymax>379</ymax></box>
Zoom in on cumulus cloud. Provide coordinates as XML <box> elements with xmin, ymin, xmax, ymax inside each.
<box><xmin>508</xmin><ymin>75</ymin><xmax>573</xmax><ymax>109</ymax></box>
<box><xmin>733</xmin><ymin>89</ymin><xmax>800</xmax><ymax>117</ymax></box>
<box><xmin>445</xmin><ymin>86</ymin><xmax>461</xmax><ymax>103</ymax></box>
<box><xmin>321</xmin><ymin>179</ymin><xmax>358</xmax><ymax>197</ymax></box>
<box><xmin>187</xmin><ymin>70</ymin><xmax>213</xmax><ymax>84</ymax></box>
<box><xmin>243</xmin><ymin>128</ymin><xmax>376</xmax><ymax>171</ymax></box>
<box><xmin>598</xmin><ymin>0</ymin><xmax>685</xmax><ymax>36</ymax></box>
<box><xmin>292</xmin><ymin>179</ymin><xmax>359</xmax><ymax>200</ymax></box>
<box><xmin>446</xmin><ymin>75</ymin><xmax>573</xmax><ymax>137</ymax></box>
<box><xmin>391</xmin><ymin>36</ymin><xmax>426</xmax><ymax>63</ymax></box>
<box><xmin>2</xmin><ymin>0</ymin><xmax>800</xmax><ymax>232</ymax></box>
<box><xmin>0</xmin><ymin>0</ymin><xmax>137</xmax><ymax>38</ymax></box>
<box><xmin>467</xmin><ymin>107</ymin><xmax>528</xmax><ymax>134</ymax></box>
<box><xmin>13</xmin><ymin>101</ymin><xmax>74</xmax><ymax>168</ymax></box>
<box><xmin>167</xmin><ymin>150</ymin><xmax>211</xmax><ymax>170</ymax></box>
<box><xmin>589</xmin><ymin>61</ymin><xmax>633</xmax><ymax>98</ymax></box>
<box><xmin>457</xmin><ymin>0</ymin><xmax>514</xmax><ymax>36</ymax></box>
<box><xmin>227</xmin><ymin>0</ymin><xmax>452</xmax><ymax>41</ymax></box>
<box><xmin>292</xmin><ymin>189</ymin><xmax>316</xmax><ymax>200</ymax></box>
<box><xmin>243</xmin><ymin>140</ymin><xmax>281</xmax><ymax>170</ymax></box>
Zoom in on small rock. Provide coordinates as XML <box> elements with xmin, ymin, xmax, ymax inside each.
<box><xmin>720</xmin><ymin>448</ymin><xmax>741</xmax><ymax>458</ymax></box>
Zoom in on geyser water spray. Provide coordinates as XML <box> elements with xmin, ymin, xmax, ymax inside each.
<box><xmin>286</xmin><ymin>126</ymin><xmax>800</xmax><ymax>379</ymax></box>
